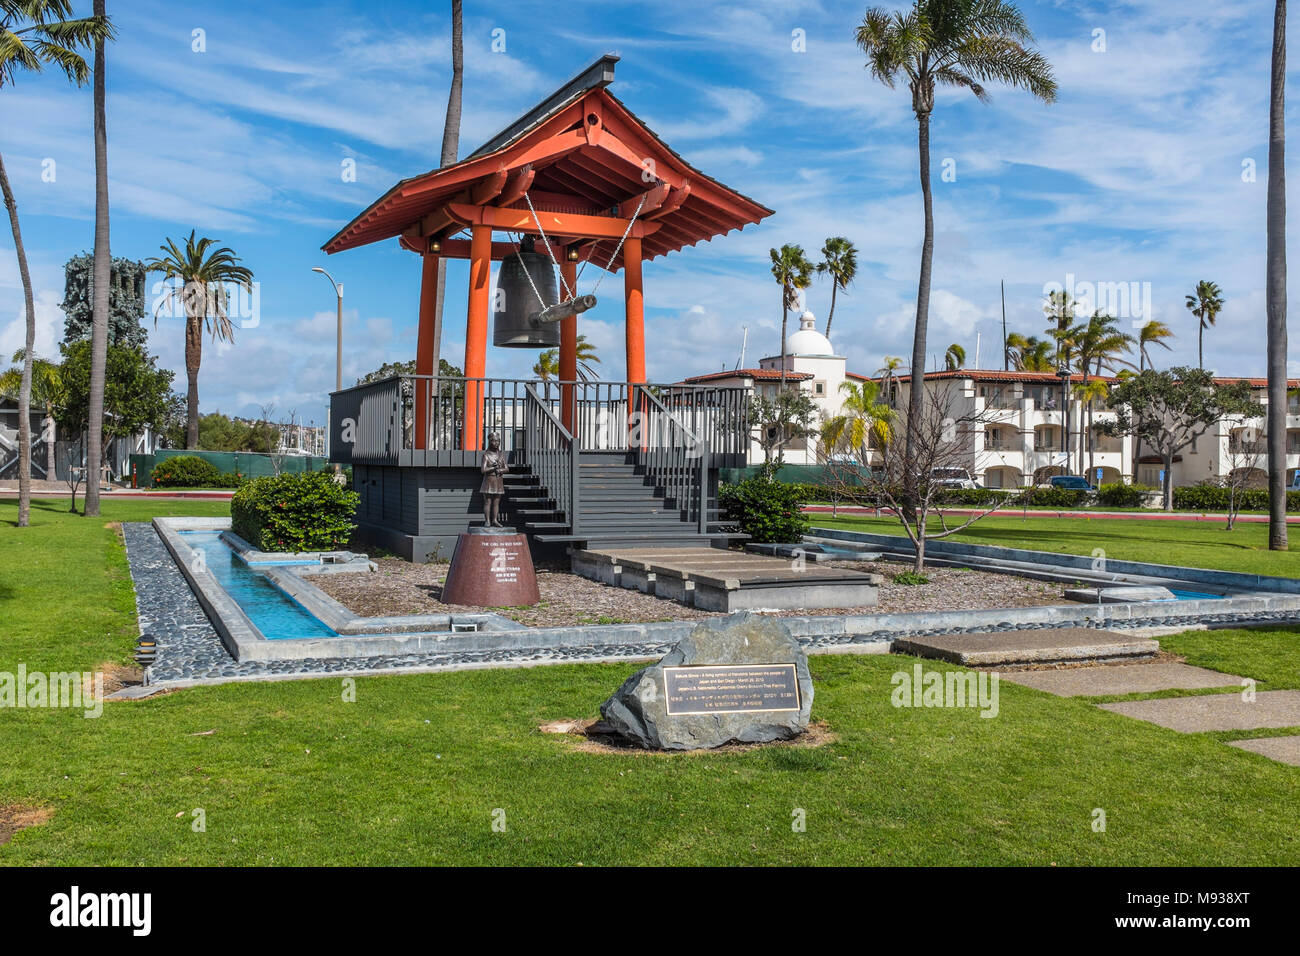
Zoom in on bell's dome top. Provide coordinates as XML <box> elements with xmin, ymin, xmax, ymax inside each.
<box><xmin>786</xmin><ymin>310</ymin><xmax>835</xmax><ymax>357</ymax></box>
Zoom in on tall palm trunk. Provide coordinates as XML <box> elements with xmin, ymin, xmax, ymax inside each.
<box><xmin>1268</xmin><ymin>0</ymin><xmax>1289</xmax><ymax>550</ymax></box>
<box><xmin>779</xmin><ymin>300</ymin><xmax>789</xmax><ymax>389</ymax></box>
<box><xmin>86</xmin><ymin>0</ymin><xmax>111</xmax><ymax>515</ymax></box>
<box><xmin>1198</xmin><ymin>323</ymin><xmax>1204</xmax><ymax>370</ymax></box>
<box><xmin>825</xmin><ymin>282</ymin><xmax>839</xmax><ymax>338</ymax></box>
<box><xmin>184</xmin><ymin>312</ymin><xmax>203</xmax><ymax>448</ymax></box>
<box><xmin>0</xmin><ymin>152</ymin><xmax>35</xmax><ymax>526</ymax></box>
<box><xmin>907</xmin><ymin>109</ymin><xmax>935</xmax><ymax>495</ymax></box>
<box><xmin>430</xmin><ymin>0</ymin><xmax>463</xmax><ymax>379</ymax></box>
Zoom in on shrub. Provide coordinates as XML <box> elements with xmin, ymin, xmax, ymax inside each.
<box><xmin>1172</xmin><ymin>485</ymin><xmax>1300</xmax><ymax>513</ymax></box>
<box><xmin>152</xmin><ymin>455</ymin><xmax>224</xmax><ymax>488</ymax></box>
<box><xmin>231</xmin><ymin>471</ymin><xmax>359</xmax><ymax>552</ymax></box>
<box><xmin>718</xmin><ymin>475</ymin><xmax>810</xmax><ymax>543</ymax></box>
<box><xmin>1095</xmin><ymin>483</ymin><xmax>1156</xmax><ymax>508</ymax></box>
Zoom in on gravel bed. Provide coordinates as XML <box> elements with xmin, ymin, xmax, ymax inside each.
<box><xmin>310</xmin><ymin>555</ymin><xmax>1070</xmax><ymax>623</ymax></box>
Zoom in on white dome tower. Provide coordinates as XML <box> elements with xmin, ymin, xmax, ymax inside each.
<box><xmin>786</xmin><ymin>310</ymin><xmax>834</xmax><ymax>357</ymax></box>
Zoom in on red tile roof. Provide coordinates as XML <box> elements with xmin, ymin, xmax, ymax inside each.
<box><xmin>681</xmin><ymin>368</ymin><xmax>814</xmax><ymax>384</ymax></box>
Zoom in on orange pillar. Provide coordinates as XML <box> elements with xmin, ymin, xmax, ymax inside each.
<box><xmin>559</xmin><ymin>258</ymin><xmax>578</xmax><ymax>431</ymax></box>
<box><xmin>414</xmin><ymin>252</ymin><xmax>441</xmax><ymax>450</ymax></box>
<box><xmin>623</xmin><ymin>236</ymin><xmax>646</xmax><ymax>384</ymax></box>
<box><xmin>463</xmin><ymin>223</ymin><xmax>492</xmax><ymax>451</ymax></box>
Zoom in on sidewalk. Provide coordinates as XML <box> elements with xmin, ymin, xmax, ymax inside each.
<box><xmin>804</xmin><ymin>504</ymin><xmax>1300</xmax><ymax>524</ymax></box>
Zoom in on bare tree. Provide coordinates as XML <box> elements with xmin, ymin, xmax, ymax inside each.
<box><xmin>1223</xmin><ymin>425</ymin><xmax>1266</xmax><ymax>531</ymax></box>
<box><xmin>820</xmin><ymin>384</ymin><xmax>1019</xmax><ymax>571</ymax></box>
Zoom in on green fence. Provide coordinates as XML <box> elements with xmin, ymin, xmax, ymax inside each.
<box><xmin>128</xmin><ymin>450</ymin><xmax>330</xmax><ymax>488</ymax></box>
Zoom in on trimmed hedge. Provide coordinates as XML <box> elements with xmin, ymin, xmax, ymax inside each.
<box><xmin>151</xmin><ymin>455</ymin><xmax>224</xmax><ymax>488</ymax></box>
<box><xmin>1172</xmin><ymin>485</ymin><xmax>1300</xmax><ymax>513</ymax></box>
<box><xmin>231</xmin><ymin>471</ymin><xmax>359</xmax><ymax>552</ymax></box>
<box><xmin>1095</xmin><ymin>483</ymin><xmax>1157</xmax><ymax>508</ymax></box>
<box><xmin>719</xmin><ymin>476</ymin><xmax>810</xmax><ymax>543</ymax></box>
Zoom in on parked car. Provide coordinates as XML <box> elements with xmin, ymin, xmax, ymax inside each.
<box><xmin>1048</xmin><ymin>475</ymin><xmax>1094</xmax><ymax>491</ymax></box>
<box><xmin>930</xmin><ymin>467</ymin><xmax>978</xmax><ymax>490</ymax></box>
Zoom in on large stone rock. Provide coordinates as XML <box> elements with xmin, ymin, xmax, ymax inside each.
<box><xmin>599</xmin><ymin>613</ymin><xmax>814</xmax><ymax>750</ymax></box>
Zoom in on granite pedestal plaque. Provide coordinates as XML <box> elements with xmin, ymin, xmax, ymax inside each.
<box><xmin>440</xmin><ymin>528</ymin><xmax>540</xmax><ymax>607</ymax></box>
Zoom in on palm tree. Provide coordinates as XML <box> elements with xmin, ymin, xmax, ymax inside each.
<box><xmin>1137</xmin><ymin>319</ymin><xmax>1174</xmax><ymax>371</ymax></box>
<box><xmin>769</xmin><ymin>244</ymin><xmax>814</xmax><ymax>390</ymax></box>
<box><xmin>0</xmin><ymin>349</ymin><xmax>61</xmax><ymax>481</ymax></box>
<box><xmin>1184</xmin><ymin>279</ymin><xmax>1224</xmax><ymax>370</ymax></box>
<box><xmin>816</xmin><ymin>237</ymin><xmax>858</xmax><ymax>338</ymax></box>
<box><xmin>1072</xmin><ymin>377</ymin><xmax>1110</xmax><ymax>482</ymax></box>
<box><xmin>1268</xmin><ymin>0</ymin><xmax>1288</xmax><ymax>551</ymax></box>
<box><xmin>85</xmin><ymin>0</ymin><xmax>116</xmax><ymax>517</ymax></box>
<box><xmin>877</xmin><ymin>356</ymin><xmax>904</xmax><ymax>406</ymax></box>
<box><xmin>0</xmin><ymin>1</ymin><xmax>110</xmax><ymax>527</ymax></box>
<box><xmin>821</xmin><ymin>379</ymin><xmax>896</xmax><ymax>464</ymax></box>
<box><xmin>145</xmin><ymin>232</ymin><xmax>254</xmax><ymax>448</ymax></box>
<box><xmin>857</xmin><ymin>0</ymin><xmax>1056</xmax><ymax>481</ymax></box>
<box><xmin>428</xmin><ymin>0</ymin><xmax>463</xmax><ymax>393</ymax></box>
<box><xmin>943</xmin><ymin>342</ymin><xmax>965</xmax><ymax>370</ymax></box>
<box><xmin>1005</xmin><ymin>332</ymin><xmax>1055</xmax><ymax>372</ymax></box>
<box><xmin>534</xmin><ymin>334</ymin><xmax>600</xmax><ymax>382</ymax></box>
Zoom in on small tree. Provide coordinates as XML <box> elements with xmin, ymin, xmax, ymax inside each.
<box><xmin>821</xmin><ymin>384</ymin><xmax>1017</xmax><ymax>571</ymax></box>
<box><xmin>1102</xmin><ymin>367</ymin><xmax>1264</xmax><ymax>511</ymax></box>
<box><xmin>749</xmin><ymin>388</ymin><xmax>818</xmax><ymax>466</ymax></box>
<box><xmin>1222</xmin><ymin>425</ymin><xmax>1266</xmax><ymax>530</ymax></box>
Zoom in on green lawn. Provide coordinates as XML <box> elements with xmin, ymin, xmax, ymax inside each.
<box><xmin>1</xmin><ymin>500</ymin><xmax>1298</xmax><ymax>865</ymax></box>
<box><xmin>813</xmin><ymin>513</ymin><xmax>1300</xmax><ymax>577</ymax></box>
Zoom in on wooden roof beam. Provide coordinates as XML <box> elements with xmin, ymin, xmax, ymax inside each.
<box><xmin>447</xmin><ymin>202</ymin><xmax>663</xmax><ymax>240</ymax></box>
<box><xmin>619</xmin><ymin>180</ymin><xmax>670</xmax><ymax>218</ymax></box>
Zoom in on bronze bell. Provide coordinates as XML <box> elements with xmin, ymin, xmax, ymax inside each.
<box><xmin>494</xmin><ymin>236</ymin><xmax>561</xmax><ymax>348</ymax></box>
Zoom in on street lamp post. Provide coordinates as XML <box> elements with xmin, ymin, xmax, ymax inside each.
<box><xmin>1057</xmin><ymin>360</ymin><xmax>1072</xmax><ymax>476</ymax></box>
<box><xmin>312</xmin><ymin>267</ymin><xmax>343</xmax><ymax>474</ymax></box>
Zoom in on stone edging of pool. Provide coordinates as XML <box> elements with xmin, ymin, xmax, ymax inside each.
<box><xmin>150</xmin><ymin>517</ymin><xmax>1300</xmax><ymax>672</ymax></box>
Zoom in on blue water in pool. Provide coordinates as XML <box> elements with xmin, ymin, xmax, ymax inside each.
<box><xmin>1169</xmin><ymin>588</ymin><xmax>1224</xmax><ymax>601</ymax></box>
<box><xmin>180</xmin><ymin>531</ymin><xmax>337</xmax><ymax>640</ymax></box>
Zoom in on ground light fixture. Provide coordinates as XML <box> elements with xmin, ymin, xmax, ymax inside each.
<box><xmin>135</xmin><ymin>634</ymin><xmax>157</xmax><ymax>668</ymax></box>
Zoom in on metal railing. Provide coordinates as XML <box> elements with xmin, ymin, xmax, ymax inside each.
<box><xmin>522</xmin><ymin>383</ymin><xmax>577</xmax><ymax>532</ymax></box>
<box><xmin>331</xmin><ymin>375</ymin><xmax>748</xmax><ymax>463</ymax></box>
<box><xmin>633</xmin><ymin>385</ymin><xmax>709</xmax><ymax>533</ymax></box>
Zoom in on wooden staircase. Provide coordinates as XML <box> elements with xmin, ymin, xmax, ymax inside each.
<box><xmin>511</xmin><ymin>451</ymin><xmax>732</xmax><ymax>549</ymax></box>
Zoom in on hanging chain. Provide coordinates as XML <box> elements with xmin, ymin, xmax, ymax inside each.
<box><xmin>521</xmin><ymin>190</ymin><xmax>647</xmax><ymax>300</ymax></box>
<box><xmin>590</xmin><ymin>193</ymin><xmax>645</xmax><ymax>297</ymax></box>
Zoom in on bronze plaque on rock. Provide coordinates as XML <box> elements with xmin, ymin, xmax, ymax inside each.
<box><xmin>662</xmin><ymin>664</ymin><xmax>801</xmax><ymax>715</ymax></box>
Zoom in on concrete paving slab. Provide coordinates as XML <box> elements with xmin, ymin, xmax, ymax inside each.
<box><xmin>892</xmin><ymin>628</ymin><xmax>1158</xmax><ymax>666</ymax></box>
<box><xmin>1099</xmin><ymin>690</ymin><xmax>1300</xmax><ymax>732</ymax></box>
<box><xmin>1226</xmin><ymin>735</ymin><xmax>1300</xmax><ymax>766</ymax></box>
<box><xmin>1000</xmin><ymin>661</ymin><xmax>1245</xmax><ymax>697</ymax></box>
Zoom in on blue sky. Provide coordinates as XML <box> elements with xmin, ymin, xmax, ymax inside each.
<box><xmin>0</xmin><ymin>0</ymin><xmax>1294</xmax><ymax>427</ymax></box>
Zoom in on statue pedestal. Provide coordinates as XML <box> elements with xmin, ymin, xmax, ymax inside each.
<box><xmin>441</xmin><ymin>528</ymin><xmax>540</xmax><ymax>607</ymax></box>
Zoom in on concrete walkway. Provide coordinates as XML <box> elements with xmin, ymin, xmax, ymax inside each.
<box><xmin>1227</xmin><ymin>736</ymin><xmax>1300</xmax><ymax>766</ymax></box>
<box><xmin>1001</xmin><ymin>661</ymin><xmax>1245</xmax><ymax>697</ymax></box>
<box><xmin>1098</xmin><ymin>690</ymin><xmax>1300</xmax><ymax>733</ymax></box>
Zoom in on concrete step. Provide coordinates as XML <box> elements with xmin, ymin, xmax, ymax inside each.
<box><xmin>891</xmin><ymin>628</ymin><xmax>1160</xmax><ymax>667</ymax></box>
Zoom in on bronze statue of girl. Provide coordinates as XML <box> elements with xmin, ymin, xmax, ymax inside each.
<box><xmin>480</xmin><ymin>433</ymin><xmax>508</xmax><ymax>527</ymax></box>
